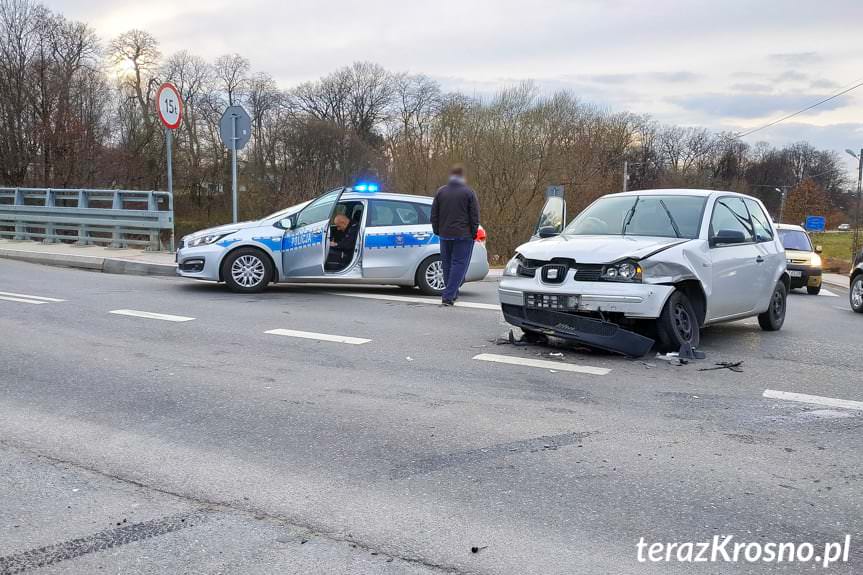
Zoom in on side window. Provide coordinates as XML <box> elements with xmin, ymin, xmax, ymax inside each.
<box><xmin>369</xmin><ymin>200</ymin><xmax>429</xmax><ymax>227</ymax></box>
<box><xmin>744</xmin><ymin>199</ymin><xmax>774</xmax><ymax>242</ymax></box>
<box><xmin>296</xmin><ymin>190</ymin><xmax>339</xmax><ymax>228</ymax></box>
<box><xmin>710</xmin><ymin>197</ymin><xmax>754</xmax><ymax>244</ymax></box>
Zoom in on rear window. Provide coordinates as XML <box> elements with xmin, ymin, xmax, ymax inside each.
<box><xmin>778</xmin><ymin>229</ymin><xmax>812</xmax><ymax>251</ymax></box>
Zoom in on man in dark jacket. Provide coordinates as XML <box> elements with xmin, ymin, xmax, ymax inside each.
<box><xmin>431</xmin><ymin>165</ymin><xmax>480</xmax><ymax>305</ymax></box>
<box><xmin>326</xmin><ymin>214</ymin><xmax>359</xmax><ymax>268</ymax></box>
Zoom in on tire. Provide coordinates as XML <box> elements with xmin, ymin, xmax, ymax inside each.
<box><xmin>850</xmin><ymin>275</ymin><xmax>863</xmax><ymax>313</ymax></box>
<box><xmin>758</xmin><ymin>280</ymin><xmax>787</xmax><ymax>331</ymax></box>
<box><xmin>221</xmin><ymin>248</ymin><xmax>273</xmax><ymax>293</ymax></box>
<box><xmin>416</xmin><ymin>256</ymin><xmax>445</xmax><ymax>296</ymax></box>
<box><xmin>656</xmin><ymin>291</ymin><xmax>700</xmax><ymax>352</ymax></box>
<box><xmin>806</xmin><ymin>285</ymin><xmax>821</xmax><ymax>295</ymax></box>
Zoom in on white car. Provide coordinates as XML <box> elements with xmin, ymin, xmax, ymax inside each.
<box><xmin>176</xmin><ymin>186</ymin><xmax>489</xmax><ymax>294</ymax></box>
<box><xmin>499</xmin><ymin>189</ymin><xmax>789</xmax><ymax>356</ymax></box>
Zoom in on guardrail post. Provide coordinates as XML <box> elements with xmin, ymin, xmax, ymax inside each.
<box><xmin>111</xmin><ymin>191</ymin><xmax>123</xmax><ymax>248</ymax></box>
<box><xmin>76</xmin><ymin>189</ymin><xmax>89</xmax><ymax>245</ymax></box>
<box><xmin>43</xmin><ymin>189</ymin><xmax>56</xmax><ymax>243</ymax></box>
<box><xmin>13</xmin><ymin>188</ymin><xmax>25</xmax><ymax>240</ymax></box>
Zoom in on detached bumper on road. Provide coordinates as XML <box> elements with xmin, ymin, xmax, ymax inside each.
<box><xmin>500</xmin><ymin>304</ymin><xmax>654</xmax><ymax>357</ymax></box>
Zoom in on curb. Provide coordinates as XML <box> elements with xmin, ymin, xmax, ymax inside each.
<box><xmin>0</xmin><ymin>248</ymin><xmax>176</xmax><ymax>277</ymax></box>
<box><xmin>822</xmin><ymin>275</ymin><xmax>849</xmax><ymax>291</ymax></box>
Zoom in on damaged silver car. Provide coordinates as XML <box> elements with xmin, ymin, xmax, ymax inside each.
<box><xmin>498</xmin><ymin>189</ymin><xmax>790</xmax><ymax>357</ymax></box>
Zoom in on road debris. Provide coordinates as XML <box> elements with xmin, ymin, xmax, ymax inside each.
<box><xmin>698</xmin><ymin>361</ymin><xmax>744</xmax><ymax>373</ymax></box>
<box><xmin>471</xmin><ymin>545</ymin><xmax>489</xmax><ymax>554</ymax></box>
<box><xmin>655</xmin><ymin>352</ymin><xmax>688</xmax><ymax>366</ymax></box>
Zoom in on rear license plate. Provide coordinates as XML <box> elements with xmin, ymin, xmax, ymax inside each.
<box><xmin>525</xmin><ymin>293</ymin><xmax>580</xmax><ymax>310</ymax></box>
<box><xmin>789</xmin><ymin>270</ymin><xmax>802</xmax><ymax>278</ymax></box>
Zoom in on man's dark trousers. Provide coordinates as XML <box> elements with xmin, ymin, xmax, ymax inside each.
<box><xmin>440</xmin><ymin>238</ymin><xmax>474</xmax><ymax>302</ymax></box>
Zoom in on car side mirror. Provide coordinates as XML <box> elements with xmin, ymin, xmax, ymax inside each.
<box><xmin>278</xmin><ymin>217</ymin><xmax>293</xmax><ymax>230</ymax></box>
<box><xmin>712</xmin><ymin>229</ymin><xmax>747</xmax><ymax>246</ymax></box>
<box><xmin>815</xmin><ymin>245</ymin><xmax>823</xmax><ymax>254</ymax></box>
<box><xmin>537</xmin><ymin>226</ymin><xmax>559</xmax><ymax>239</ymax></box>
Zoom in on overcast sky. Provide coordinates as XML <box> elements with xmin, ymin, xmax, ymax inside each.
<box><xmin>54</xmin><ymin>0</ymin><xmax>863</xmax><ymax>176</ymax></box>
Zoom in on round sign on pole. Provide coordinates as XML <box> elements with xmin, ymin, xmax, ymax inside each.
<box><xmin>156</xmin><ymin>82</ymin><xmax>183</xmax><ymax>129</ymax></box>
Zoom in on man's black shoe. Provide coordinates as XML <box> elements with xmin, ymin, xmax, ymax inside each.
<box><xmin>441</xmin><ymin>299</ymin><xmax>454</xmax><ymax>306</ymax></box>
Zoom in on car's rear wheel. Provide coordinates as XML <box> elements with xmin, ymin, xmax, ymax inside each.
<box><xmin>850</xmin><ymin>275</ymin><xmax>863</xmax><ymax>313</ymax></box>
<box><xmin>222</xmin><ymin>248</ymin><xmax>273</xmax><ymax>293</ymax></box>
<box><xmin>656</xmin><ymin>291</ymin><xmax>700</xmax><ymax>352</ymax></box>
<box><xmin>758</xmin><ymin>280</ymin><xmax>787</xmax><ymax>331</ymax></box>
<box><xmin>807</xmin><ymin>285</ymin><xmax>821</xmax><ymax>295</ymax></box>
<box><xmin>416</xmin><ymin>256</ymin><xmax>445</xmax><ymax>296</ymax></box>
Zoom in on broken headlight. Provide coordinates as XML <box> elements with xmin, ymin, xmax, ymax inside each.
<box><xmin>503</xmin><ymin>254</ymin><xmax>523</xmax><ymax>277</ymax></box>
<box><xmin>602</xmin><ymin>260</ymin><xmax>642</xmax><ymax>282</ymax></box>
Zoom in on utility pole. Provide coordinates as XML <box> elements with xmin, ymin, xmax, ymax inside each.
<box><xmin>846</xmin><ymin>149</ymin><xmax>862</xmax><ymax>260</ymax></box>
<box><xmin>774</xmin><ymin>187</ymin><xmax>787</xmax><ymax>223</ymax></box>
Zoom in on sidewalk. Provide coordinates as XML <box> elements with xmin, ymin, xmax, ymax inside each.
<box><xmin>0</xmin><ymin>239</ymin><xmax>176</xmax><ymax>276</ymax></box>
<box><xmin>823</xmin><ymin>272</ymin><xmax>849</xmax><ymax>290</ymax></box>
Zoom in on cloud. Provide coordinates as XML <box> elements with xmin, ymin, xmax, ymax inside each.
<box><xmin>672</xmin><ymin>92</ymin><xmax>848</xmax><ymax>119</ymax></box>
<box><xmin>768</xmin><ymin>52</ymin><xmax>822</xmax><ymax>65</ymax></box>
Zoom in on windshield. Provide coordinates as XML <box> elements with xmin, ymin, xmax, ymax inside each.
<box><xmin>563</xmin><ymin>195</ymin><xmax>707</xmax><ymax>239</ymax></box>
<box><xmin>778</xmin><ymin>229</ymin><xmax>812</xmax><ymax>251</ymax></box>
<box><xmin>260</xmin><ymin>200</ymin><xmax>312</xmax><ymax>222</ymax></box>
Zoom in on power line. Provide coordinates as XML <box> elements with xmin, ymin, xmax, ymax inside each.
<box><xmin>733</xmin><ymin>77</ymin><xmax>863</xmax><ymax>140</ymax></box>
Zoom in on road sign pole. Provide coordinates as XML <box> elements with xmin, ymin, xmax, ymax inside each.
<box><xmin>166</xmin><ymin>128</ymin><xmax>173</xmax><ymax>197</ymax></box>
<box><xmin>231</xmin><ymin>115</ymin><xmax>238</xmax><ymax>224</ymax></box>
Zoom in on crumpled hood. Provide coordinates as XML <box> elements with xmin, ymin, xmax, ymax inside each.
<box><xmin>515</xmin><ymin>235</ymin><xmax>690</xmax><ymax>264</ymax></box>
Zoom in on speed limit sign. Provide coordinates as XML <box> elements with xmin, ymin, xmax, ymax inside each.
<box><xmin>156</xmin><ymin>82</ymin><xmax>182</xmax><ymax>129</ymax></box>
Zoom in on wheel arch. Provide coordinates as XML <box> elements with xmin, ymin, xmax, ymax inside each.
<box><xmin>218</xmin><ymin>243</ymin><xmax>279</xmax><ymax>283</ymax></box>
<box><xmin>669</xmin><ymin>279</ymin><xmax>708</xmax><ymax>327</ymax></box>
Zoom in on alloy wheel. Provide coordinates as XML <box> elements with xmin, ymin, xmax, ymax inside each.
<box><xmin>852</xmin><ymin>278</ymin><xmax>863</xmax><ymax>309</ymax></box>
<box><xmin>426</xmin><ymin>260</ymin><xmax>445</xmax><ymax>292</ymax></box>
<box><xmin>231</xmin><ymin>255</ymin><xmax>265</xmax><ymax>288</ymax></box>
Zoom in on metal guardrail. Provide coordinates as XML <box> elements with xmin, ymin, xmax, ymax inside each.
<box><xmin>0</xmin><ymin>188</ymin><xmax>174</xmax><ymax>251</ymax></box>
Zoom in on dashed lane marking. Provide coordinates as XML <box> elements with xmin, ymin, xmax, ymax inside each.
<box><xmin>0</xmin><ymin>291</ymin><xmax>65</xmax><ymax>304</ymax></box>
<box><xmin>329</xmin><ymin>291</ymin><xmax>500</xmax><ymax>310</ymax></box>
<box><xmin>265</xmin><ymin>328</ymin><xmax>371</xmax><ymax>345</ymax></box>
<box><xmin>763</xmin><ymin>389</ymin><xmax>863</xmax><ymax>411</ymax></box>
<box><xmin>819</xmin><ymin>288</ymin><xmax>839</xmax><ymax>297</ymax></box>
<box><xmin>109</xmin><ymin>309</ymin><xmax>196</xmax><ymax>322</ymax></box>
<box><xmin>473</xmin><ymin>353</ymin><xmax>611</xmax><ymax>375</ymax></box>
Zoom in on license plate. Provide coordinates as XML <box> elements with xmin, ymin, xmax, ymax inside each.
<box><xmin>525</xmin><ymin>293</ymin><xmax>580</xmax><ymax>310</ymax></box>
<box><xmin>789</xmin><ymin>270</ymin><xmax>802</xmax><ymax>278</ymax></box>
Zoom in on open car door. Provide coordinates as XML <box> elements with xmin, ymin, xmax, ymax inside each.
<box><xmin>530</xmin><ymin>187</ymin><xmax>566</xmax><ymax>241</ymax></box>
<box><xmin>281</xmin><ymin>188</ymin><xmax>344</xmax><ymax>277</ymax></box>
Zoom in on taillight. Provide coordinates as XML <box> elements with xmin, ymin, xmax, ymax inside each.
<box><xmin>475</xmin><ymin>225</ymin><xmax>487</xmax><ymax>244</ymax></box>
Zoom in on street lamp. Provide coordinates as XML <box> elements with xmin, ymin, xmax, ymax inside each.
<box><xmin>845</xmin><ymin>148</ymin><xmax>862</xmax><ymax>261</ymax></box>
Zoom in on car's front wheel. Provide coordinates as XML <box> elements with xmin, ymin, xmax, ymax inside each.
<box><xmin>850</xmin><ymin>275</ymin><xmax>863</xmax><ymax>313</ymax></box>
<box><xmin>807</xmin><ymin>285</ymin><xmax>821</xmax><ymax>295</ymax></box>
<box><xmin>656</xmin><ymin>291</ymin><xmax>700</xmax><ymax>352</ymax></box>
<box><xmin>758</xmin><ymin>280</ymin><xmax>787</xmax><ymax>331</ymax></box>
<box><xmin>222</xmin><ymin>248</ymin><xmax>273</xmax><ymax>293</ymax></box>
<box><xmin>416</xmin><ymin>256</ymin><xmax>445</xmax><ymax>296</ymax></box>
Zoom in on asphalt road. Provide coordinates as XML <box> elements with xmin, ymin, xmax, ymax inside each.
<box><xmin>1</xmin><ymin>258</ymin><xmax>861</xmax><ymax>574</ymax></box>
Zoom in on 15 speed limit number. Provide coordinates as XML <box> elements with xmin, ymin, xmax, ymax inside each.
<box><xmin>156</xmin><ymin>83</ymin><xmax>182</xmax><ymax>129</ymax></box>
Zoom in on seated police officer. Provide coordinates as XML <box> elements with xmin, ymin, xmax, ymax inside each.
<box><xmin>326</xmin><ymin>214</ymin><xmax>359</xmax><ymax>268</ymax></box>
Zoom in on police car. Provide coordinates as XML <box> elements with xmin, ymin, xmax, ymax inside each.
<box><xmin>175</xmin><ymin>185</ymin><xmax>490</xmax><ymax>294</ymax></box>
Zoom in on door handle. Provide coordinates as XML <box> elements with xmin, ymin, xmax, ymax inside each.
<box><xmin>756</xmin><ymin>255</ymin><xmax>764</xmax><ymax>263</ymax></box>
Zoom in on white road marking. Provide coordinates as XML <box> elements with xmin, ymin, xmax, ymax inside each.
<box><xmin>819</xmin><ymin>288</ymin><xmax>839</xmax><ymax>297</ymax></box>
<box><xmin>330</xmin><ymin>291</ymin><xmax>499</xmax><ymax>310</ymax></box>
<box><xmin>473</xmin><ymin>353</ymin><xmax>611</xmax><ymax>375</ymax></box>
<box><xmin>265</xmin><ymin>328</ymin><xmax>371</xmax><ymax>345</ymax></box>
<box><xmin>0</xmin><ymin>290</ymin><xmax>65</xmax><ymax>302</ymax></box>
<box><xmin>109</xmin><ymin>309</ymin><xmax>196</xmax><ymax>322</ymax></box>
<box><xmin>763</xmin><ymin>389</ymin><xmax>863</xmax><ymax>411</ymax></box>
<box><xmin>0</xmin><ymin>295</ymin><xmax>47</xmax><ymax>304</ymax></box>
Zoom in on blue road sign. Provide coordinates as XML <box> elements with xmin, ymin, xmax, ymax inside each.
<box><xmin>546</xmin><ymin>185</ymin><xmax>565</xmax><ymax>198</ymax></box>
<box><xmin>804</xmin><ymin>215</ymin><xmax>826</xmax><ymax>231</ymax></box>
